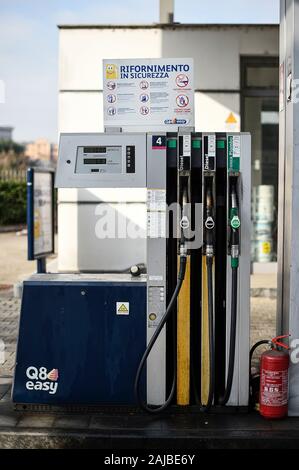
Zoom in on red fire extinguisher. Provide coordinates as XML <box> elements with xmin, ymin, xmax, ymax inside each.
<box><xmin>259</xmin><ymin>335</ymin><xmax>290</xmax><ymax>419</ymax></box>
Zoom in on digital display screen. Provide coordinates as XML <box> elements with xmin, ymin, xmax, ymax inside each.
<box><xmin>83</xmin><ymin>147</ymin><xmax>106</xmax><ymax>154</ymax></box>
<box><xmin>75</xmin><ymin>145</ymin><xmax>122</xmax><ymax>175</ymax></box>
<box><xmin>84</xmin><ymin>158</ymin><xmax>107</xmax><ymax>165</ymax></box>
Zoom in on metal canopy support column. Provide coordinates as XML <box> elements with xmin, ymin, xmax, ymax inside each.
<box><xmin>278</xmin><ymin>0</ymin><xmax>299</xmax><ymax>415</ymax></box>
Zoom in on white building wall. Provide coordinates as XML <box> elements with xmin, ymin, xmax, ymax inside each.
<box><xmin>57</xmin><ymin>24</ymin><xmax>278</xmax><ymax>272</ymax></box>
<box><xmin>58</xmin><ymin>25</ymin><xmax>278</xmax><ymax>133</ymax></box>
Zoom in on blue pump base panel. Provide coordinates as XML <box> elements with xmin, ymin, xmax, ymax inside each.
<box><xmin>12</xmin><ymin>274</ymin><xmax>146</xmax><ymax>406</ymax></box>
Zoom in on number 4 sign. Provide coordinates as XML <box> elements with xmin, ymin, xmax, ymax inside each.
<box><xmin>152</xmin><ymin>135</ymin><xmax>166</xmax><ymax>149</ymax></box>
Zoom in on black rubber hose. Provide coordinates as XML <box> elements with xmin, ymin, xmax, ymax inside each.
<box><xmin>219</xmin><ymin>266</ymin><xmax>238</xmax><ymax>406</ymax></box>
<box><xmin>134</xmin><ymin>255</ymin><xmax>187</xmax><ymax>413</ymax></box>
<box><xmin>249</xmin><ymin>339</ymin><xmax>271</xmax><ymax>408</ymax></box>
<box><xmin>250</xmin><ymin>340</ymin><xmax>271</xmax><ymax>366</ymax></box>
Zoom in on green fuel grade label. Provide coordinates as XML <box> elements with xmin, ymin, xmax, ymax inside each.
<box><xmin>231</xmin><ymin>215</ymin><xmax>241</xmax><ymax>229</ymax></box>
<box><xmin>228</xmin><ymin>135</ymin><xmax>240</xmax><ymax>171</ymax></box>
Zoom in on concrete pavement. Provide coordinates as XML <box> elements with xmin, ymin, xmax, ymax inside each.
<box><xmin>0</xmin><ymin>232</ymin><xmax>57</xmax><ymax>287</ymax></box>
<box><xmin>0</xmin><ymin>233</ymin><xmax>35</xmax><ymax>286</ymax></box>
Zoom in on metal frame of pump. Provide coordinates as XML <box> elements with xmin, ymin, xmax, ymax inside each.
<box><xmin>134</xmin><ymin>132</ymin><xmax>191</xmax><ymax>413</ymax></box>
<box><xmin>135</xmin><ymin>132</ymin><xmax>244</xmax><ymax>413</ymax></box>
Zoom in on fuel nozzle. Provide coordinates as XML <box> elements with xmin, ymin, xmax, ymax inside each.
<box><xmin>130</xmin><ymin>263</ymin><xmax>146</xmax><ymax>277</ymax></box>
<box><xmin>178</xmin><ymin>182</ymin><xmax>190</xmax><ymax>253</ymax></box>
<box><xmin>204</xmin><ymin>181</ymin><xmax>215</xmax><ymax>260</ymax></box>
<box><xmin>229</xmin><ymin>181</ymin><xmax>240</xmax><ymax>268</ymax></box>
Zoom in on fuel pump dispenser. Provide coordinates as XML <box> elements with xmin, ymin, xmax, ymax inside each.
<box><xmin>12</xmin><ymin>131</ymin><xmax>250</xmax><ymax>412</ymax></box>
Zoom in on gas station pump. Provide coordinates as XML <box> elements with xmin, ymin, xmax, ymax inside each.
<box><xmin>12</xmin><ymin>130</ymin><xmax>250</xmax><ymax>412</ymax></box>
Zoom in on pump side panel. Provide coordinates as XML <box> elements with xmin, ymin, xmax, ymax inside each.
<box><xmin>13</xmin><ymin>280</ymin><xmax>146</xmax><ymax>405</ymax></box>
<box><xmin>226</xmin><ymin>133</ymin><xmax>250</xmax><ymax>407</ymax></box>
<box><xmin>237</xmin><ymin>133</ymin><xmax>251</xmax><ymax>406</ymax></box>
<box><xmin>146</xmin><ymin>133</ymin><xmax>167</xmax><ymax>406</ymax></box>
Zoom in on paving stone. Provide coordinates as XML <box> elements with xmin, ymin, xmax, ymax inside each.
<box><xmin>17</xmin><ymin>415</ymin><xmax>55</xmax><ymax>428</ymax></box>
<box><xmin>0</xmin><ymin>296</ymin><xmax>19</xmax><ymax>377</ymax></box>
<box><xmin>1</xmin><ymin>391</ymin><xmax>12</xmax><ymax>402</ymax></box>
<box><xmin>0</xmin><ymin>414</ymin><xmax>18</xmax><ymax>428</ymax></box>
<box><xmin>54</xmin><ymin>415</ymin><xmax>91</xmax><ymax>430</ymax></box>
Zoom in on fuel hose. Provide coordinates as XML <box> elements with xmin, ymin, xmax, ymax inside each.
<box><xmin>198</xmin><ymin>255</ymin><xmax>215</xmax><ymax>412</ymax></box>
<box><xmin>134</xmin><ymin>251</ymin><xmax>187</xmax><ymax>413</ymax></box>
<box><xmin>219</xmin><ymin>265</ymin><xmax>238</xmax><ymax>405</ymax></box>
<box><xmin>195</xmin><ymin>182</ymin><xmax>215</xmax><ymax>412</ymax></box>
<box><xmin>134</xmin><ymin>184</ymin><xmax>190</xmax><ymax>413</ymax></box>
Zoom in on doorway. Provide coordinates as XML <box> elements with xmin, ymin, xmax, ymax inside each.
<box><xmin>241</xmin><ymin>56</ymin><xmax>279</xmax><ymax>260</ymax></box>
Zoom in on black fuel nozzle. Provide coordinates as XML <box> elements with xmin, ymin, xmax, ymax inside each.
<box><xmin>229</xmin><ymin>181</ymin><xmax>240</xmax><ymax>268</ymax></box>
<box><xmin>204</xmin><ymin>182</ymin><xmax>215</xmax><ymax>260</ymax></box>
<box><xmin>178</xmin><ymin>183</ymin><xmax>190</xmax><ymax>254</ymax></box>
<box><xmin>130</xmin><ymin>263</ymin><xmax>146</xmax><ymax>277</ymax></box>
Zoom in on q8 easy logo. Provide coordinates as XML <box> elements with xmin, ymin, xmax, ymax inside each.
<box><xmin>26</xmin><ymin>366</ymin><xmax>59</xmax><ymax>395</ymax></box>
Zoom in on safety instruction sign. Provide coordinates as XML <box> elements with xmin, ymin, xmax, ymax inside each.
<box><xmin>147</xmin><ymin>189</ymin><xmax>167</xmax><ymax>238</ymax></box>
<box><xmin>103</xmin><ymin>58</ymin><xmax>194</xmax><ymax>129</ymax></box>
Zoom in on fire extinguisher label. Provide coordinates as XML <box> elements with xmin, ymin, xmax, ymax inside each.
<box><xmin>261</xmin><ymin>369</ymin><xmax>288</xmax><ymax>406</ymax></box>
